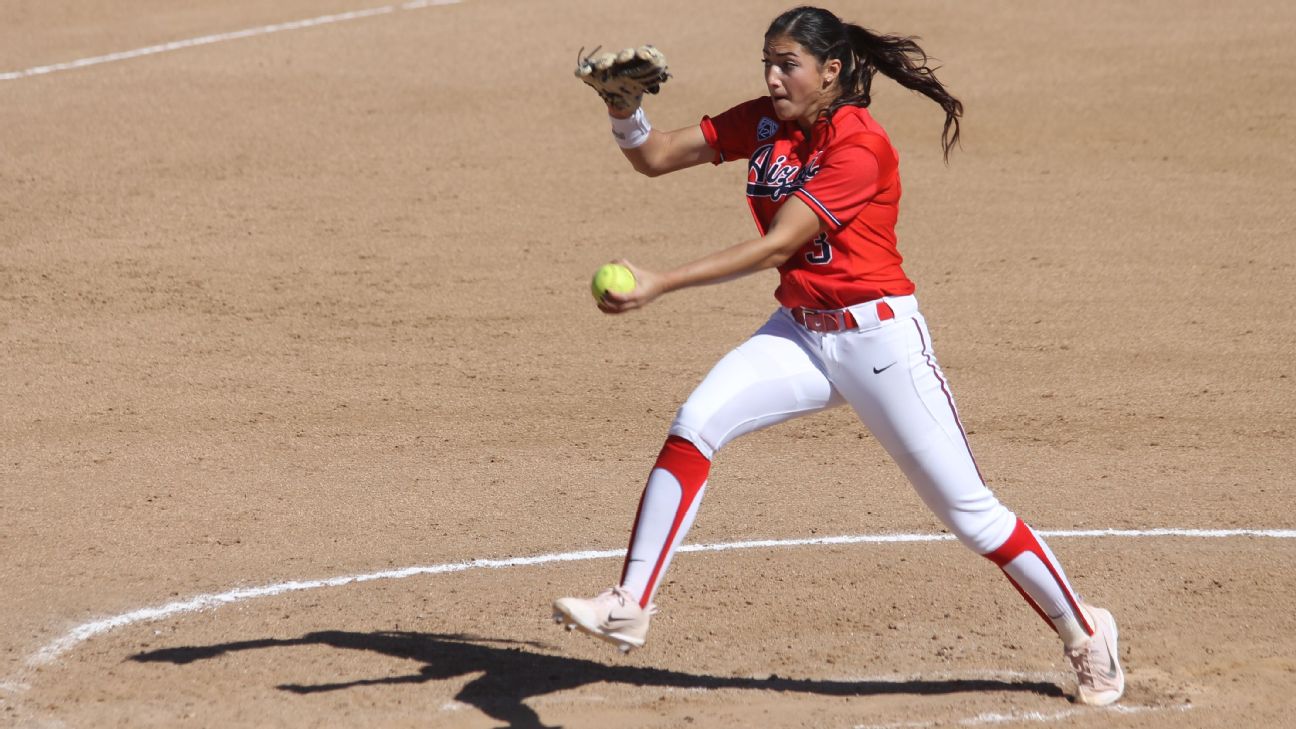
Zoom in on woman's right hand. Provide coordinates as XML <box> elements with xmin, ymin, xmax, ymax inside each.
<box><xmin>597</xmin><ymin>259</ymin><xmax>665</xmax><ymax>314</ymax></box>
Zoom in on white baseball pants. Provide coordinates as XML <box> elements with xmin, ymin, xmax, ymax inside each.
<box><xmin>619</xmin><ymin>296</ymin><xmax>1093</xmax><ymax>645</ymax></box>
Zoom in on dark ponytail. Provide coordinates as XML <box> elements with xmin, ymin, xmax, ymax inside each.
<box><xmin>767</xmin><ymin>6</ymin><xmax>963</xmax><ymax>161</ymax></box>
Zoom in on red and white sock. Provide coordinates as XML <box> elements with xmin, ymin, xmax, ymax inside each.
<box><xmin>985</xmin><ymin>518</ymin><xmax>1094</xmax><ymax>648</ymax></box>
<box><xmin>619</xmin><ymin>436</ymin><xmax>710</xmax><ymax>608</ymax></box>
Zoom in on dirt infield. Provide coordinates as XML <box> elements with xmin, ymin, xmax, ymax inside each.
<box><xmin>2</xmin><ymin>1</ymin><xmax>1294</xmax><ymax>726</ymax></box>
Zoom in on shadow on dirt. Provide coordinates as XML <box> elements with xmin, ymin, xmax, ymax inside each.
<box><xmin>132</xmin><ymin>631</ymin><xmax>1064</xmax><ymax>728</ymax></box>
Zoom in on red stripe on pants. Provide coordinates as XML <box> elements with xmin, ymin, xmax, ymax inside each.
<box><xmin>620</xmin><ymin>435</ymin><xmax>710</xmax><ymax>608</ymax></box>
<box><xmin>911</xmin><ymin>318</ymin><xmax>986</xmax><ymax>484</ymax></box>
<box><xmin>985</xmin><ymin>518</ymin><xmax>1094</xmax><ymax>635</ymax></box>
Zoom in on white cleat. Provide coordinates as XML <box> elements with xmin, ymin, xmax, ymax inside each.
<box><xmin>1067</xmin><ymin>604</ymin><xmax>1125</xmax><ymax>706</ymax></box>
<box><xmin>552</xmin><ymin>586</ymin><xmax>656</xmax><ymax>653</ymax></box>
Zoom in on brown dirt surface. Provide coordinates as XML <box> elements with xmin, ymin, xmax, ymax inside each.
<box><xmin>3</xmin><ymin>0</ymin><xmax>1294</xmax><ymax>727</ymax></box>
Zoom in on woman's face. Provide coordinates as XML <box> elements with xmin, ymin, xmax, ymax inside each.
<box><xmin>762</xmin><ymin>35</ymin><xmax>840</xmax><ymax>129</ymax></box>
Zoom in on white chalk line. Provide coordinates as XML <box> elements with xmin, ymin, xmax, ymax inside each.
<box><xmin>22</xmin><ymin>527</ymin><xmax>1294</xmax><ymax>670</ymax></box>
<box><xmin>0</xmin><ymin>0</ymin><xmax>461</xmax><ymax>82</ymax></box>
<box><xmin>853</xmin><ymin>702</ymin><xmax>1192</xmax><ymax>729</ymax></box>
<box><xmin>843</xmin><ymin>669</ymin><xmax>1193</xmax><ymax>726</ymax></box>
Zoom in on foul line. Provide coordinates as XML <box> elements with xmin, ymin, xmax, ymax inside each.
<box><xmin>852</xmin><ymin>701</ymin><xmax>1192</xmax><ymax>728</ymax></box>
<box><xmin>21</xmin><ymin>527</ymin><xmax>1294</xmax><ymax>669</ymax></box>
<box><xmin>0</xmin><ymin>0</ymin><xmax>461</xmax><ymax>82</ymax></box>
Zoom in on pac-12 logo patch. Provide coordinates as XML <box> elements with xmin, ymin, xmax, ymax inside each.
<box><xmin>756</xmin><ymin>116</ymin><xmax>779</xmax><ymax>141</ymax></box>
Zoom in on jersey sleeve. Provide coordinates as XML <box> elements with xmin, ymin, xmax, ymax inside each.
<box><xmin>700</xmin><ymin>97</ymin><xmax>766</xmax><ymax>165</ymax></box>
<box><xmin>792</xmin><ymin>133</ymin><xmax>895</xmax><ymax>230</ymax></box>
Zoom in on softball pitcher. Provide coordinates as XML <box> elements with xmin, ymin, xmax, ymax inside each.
<box><xmin>554</xmin><ymin>6</ymin><xmax>1124</xmax><ymax>706</ymax></box>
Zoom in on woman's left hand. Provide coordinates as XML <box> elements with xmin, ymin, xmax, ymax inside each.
<box><xmin>597</xmin><ymin>259</ymin><xmax>665</xmax><ymax>314</ymax></box>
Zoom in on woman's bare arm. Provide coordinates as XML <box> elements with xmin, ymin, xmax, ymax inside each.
<box><xmin>598</xmin><ymin>197</ymin><xmax>824</xmax><ymax>313</ymax></box>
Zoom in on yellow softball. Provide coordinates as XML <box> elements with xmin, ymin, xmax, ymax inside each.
<box><xmin>590</xmin><ymin>263</ymin><xmax>636</xmax><ymax>300</ymax></box>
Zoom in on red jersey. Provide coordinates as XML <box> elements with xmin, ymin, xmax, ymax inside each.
<box><xmin>700</xmin><ymin>97</ymin><xmax>915</xmax><ymax>310</ymax></box>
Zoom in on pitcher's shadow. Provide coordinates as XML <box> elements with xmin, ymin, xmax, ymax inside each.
<box><xmin>132</xmin><ymin>631</ymin><xmax>1065</xmax><ymax>728</ymax></box>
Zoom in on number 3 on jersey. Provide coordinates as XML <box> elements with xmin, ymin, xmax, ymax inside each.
<box><xmin>806</xmin><ymin>232</ymin><xmax>832</xmax><ymax>265</ymax></box>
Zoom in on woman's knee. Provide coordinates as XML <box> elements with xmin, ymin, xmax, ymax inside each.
<box><xmin>667</xmin><ymin>406</ymin><xmax>724</xmax><ymax>460</ymax></box>
<box><xmin>947</xmin><ymin>501</ymin><xmax>1018</xmax><ymax>555</ymax></box>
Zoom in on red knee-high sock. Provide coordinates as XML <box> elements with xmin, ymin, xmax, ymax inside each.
<box><xmin>619</xmin><ymin>436</ymin><xmax>711</xmax><ymax>608</ymax></box>
<box><xmin>985</xmin><ymin>518</ymin><xmax>1094</xmax><ymax>640</ymax></box>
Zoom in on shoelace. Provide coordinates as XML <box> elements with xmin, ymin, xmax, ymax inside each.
<box><xmin>1066</xmin><ymin>643</ymin><xmax>1095</xmax><ymax>685</ymax></box>
<box><xmin>598</xmin><ymin>586</ymin><xmax>659</xmax><ymax>616</ymax></box>
<box><xmin>597</xmin><ymin>586</ymin><xmax>634</xmax><ymax>605</ymax></box>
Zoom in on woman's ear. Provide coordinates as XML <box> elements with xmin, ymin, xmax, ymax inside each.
<box><xmin>822</xmin><ymin>58</ymin><xmax>843</xmax><ymax>89</ymax></box>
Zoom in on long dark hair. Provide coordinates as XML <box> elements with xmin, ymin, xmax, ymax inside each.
<box><xmin>767</xmin><ymin>6</ymin><xmax>963</xmax><ymax>161</ymax></box>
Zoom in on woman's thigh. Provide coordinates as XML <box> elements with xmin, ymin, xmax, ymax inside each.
<box><xmin>669</xmin><ymin>310</ymin><xmax>844</xmax><ymax>459</ymax></box>
<box><xmin>827</xmin><ymin>312</ymin><xmax>1014</xmax><ymax>553</ymax></box>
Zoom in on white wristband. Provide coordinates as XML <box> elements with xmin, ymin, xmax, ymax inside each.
<box><xmin>610</xmin><ymin>108</ymin><xmax>652</xmax><ymax>149</ymax></box>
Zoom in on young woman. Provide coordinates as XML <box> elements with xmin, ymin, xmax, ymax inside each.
<box><xmin>554</xmin><ymin>6</ymin><xmax>1124</xmax><ymax>706</ymax></box>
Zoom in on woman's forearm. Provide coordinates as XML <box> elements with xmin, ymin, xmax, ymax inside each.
<box><xmin>608</xmin><ymin>108</ymin><xmax>714</xmax><ymax>177</ymax></box>
<box><xmin>658</xmin><ymin>236</ymin><xmax>795</xmax><ymax>293</ymax></box>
